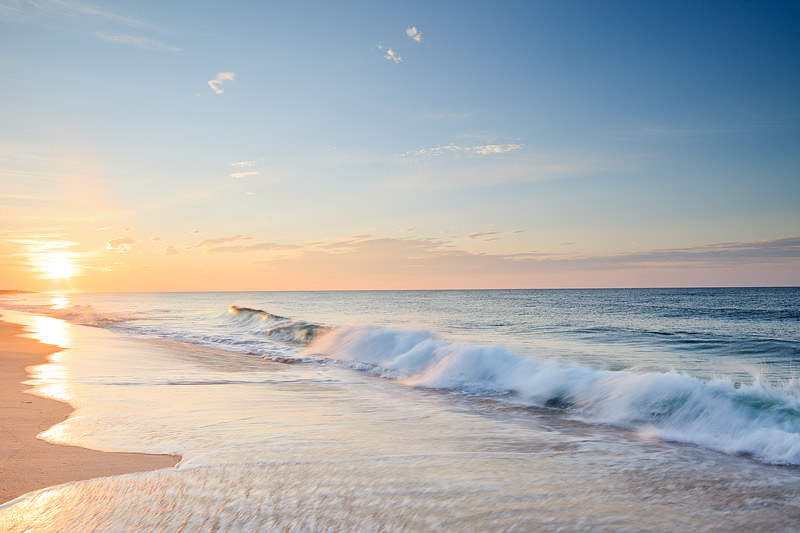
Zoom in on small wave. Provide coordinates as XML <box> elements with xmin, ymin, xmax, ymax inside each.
<box><xmin>226</xmin><ymin>305</ymin><xmax>328</xmax><ymax>344</ymax></box>
<box><xmin>228</xmin><ymin>306</ymin><xmax>288</xmax><ymax>322</ymax></box>
<box><xmin>0</xmin><ymin>302</ymin><xmax>135</xmax><ymax>327</ymax></box>
<box><xmin>307</xmin><ymin>324</ymin><xmax>800</xmax><ymax>465</ymax></box>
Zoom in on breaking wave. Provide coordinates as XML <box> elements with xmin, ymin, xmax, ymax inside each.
<box><xmin>226</xmin><ymin>305</ymin><xmax>328</xmax><ymax>343</ymax></box>
<box><xmin>0</xmin><ymin>302</ymin><xmax>134</xmax><ymax>326</ymax></box>
<box><xmin>307</xmin><ymin>324</ymin><xmax>800</xmax><ymax>465</ymax></box>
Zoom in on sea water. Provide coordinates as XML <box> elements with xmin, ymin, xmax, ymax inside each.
<box><xmin>0</xmin><ymin>288</ymin><xmax>798</xmax><ymax>530</ymax></box>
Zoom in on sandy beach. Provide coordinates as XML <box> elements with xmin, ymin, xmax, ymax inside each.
<box><xmin>0</xmin><ymin>317</ymin><xmax>179</xmax><ymax>505</ymax></box>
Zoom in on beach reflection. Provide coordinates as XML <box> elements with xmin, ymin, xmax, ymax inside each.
<box><xmin>29</xmin><ymin>358</ymin><xmax>71</xmax><ymax>404</ymax></box>
<box><xmin>31</xmin><ymin>316</ymin><xmax>70</xmax><ymax>348</ymax></box>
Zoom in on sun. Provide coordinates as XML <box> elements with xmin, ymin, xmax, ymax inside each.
<box><xmin>39</xmin><ymin>253</ymin><xmax>77</xmax><ymax>279</ymax></box>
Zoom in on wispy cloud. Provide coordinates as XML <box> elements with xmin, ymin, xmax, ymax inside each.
<box><xmin>388</xmin><ymin>146</ymin><xmax>619</xmax><ymax>190</ymax></box>
<box><xmin>587</xmin><ymin>237</ymin><xmax>800</xmax><ymax>268</ymax></box>
<box><xmin>207</xmin><ymin>242</ymin><xmax>300</xmax><ymax>254</ymax></box>
<box><xmin>255</xmin><ymin>235</ymin><xmax>800</xmax><ymax>289</ymax></box>
<box><xmin>377</xmin><ymin>44</ymin><xmax>402</xmax><ymax>63</ymax></box>
<box><xmin>106</xmin><ymin>236</ymin><xmax>134</xmax><ymax>252</ymax></box>
<box><xmin>94</xmin><ymin>31</ymin><xmax>181</xmax><ymax>52</ymax></box>
<box><xmin>208</xmin><ymin>72</ymin><xmax>235</xmax><ymax>94</ymax></box>
<box><xmin>465</xmin><ymin>231</ymin><xmax>498</xmax><ymax>241</ymax></box>
<box><xmin>194</xmin><ymin>235</ymin><xmax>253</xmax><ymax>248</ymax></box>
<box><xmin>399</xmin><ymin>143</ymin><xmax>523</xmax><ymax>157</ymax></box>
<box><xmin>0</xmin><ymin>0</ymin><xmax>153</xmax><ymax>29</ymax></box>
<box><xmin>406</xmin><ymin>26</ymin><xmax>422</xmax><ymax>43</ymax></box>
<box><xmin>231</xmin><ymin>160</ymin><xmax>257</xmax><ymax>168</ymax></box>
<box><xmin>191</xmin><ymin>234</ymin><xmax>299</xmax><ymax>254</ymax></box>
<box><xmin>311</xmin><ymin>234</ymin><xmax>372</xmax><ymax>254</ymax></box>
<box><xmin>229</xmin><ymin>171</ymin><xmax>259</xmax><ymax>179</ymax></box>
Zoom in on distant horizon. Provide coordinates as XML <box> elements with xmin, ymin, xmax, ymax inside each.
<box><xmin>3</xmin><ymin>285</ymin><xmax>798</xmax><ymax>296</ymax></box>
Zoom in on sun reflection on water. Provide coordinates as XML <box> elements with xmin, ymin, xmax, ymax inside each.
<box><xmin>50</xmin><ymin>295</ymin><xmax>71</xmax><ymax>310</ymax></box>
<box><xmin>25</xmin><ymin>317</ymin><xmax>72</xmax><ymax>403</ymax></box>
<box><xmin>32</xmin><ymin>316</ymin><xmax>70</xmax><ymax>348</ymax></box>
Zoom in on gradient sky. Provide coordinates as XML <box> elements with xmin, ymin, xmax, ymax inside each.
<box><xmin>1</xmin><ymin>0</ymin><xmax>799</xmax><ymax>291</ymax></box>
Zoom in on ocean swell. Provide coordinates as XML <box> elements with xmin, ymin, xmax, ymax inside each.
<box><xmin>226</xmin><ymin>305</ymin><xmax>328</xmax><ymax>343</ymax></box>
<box><xmin>307</xmin><ymin>324</ymin><xmax>800</xmax><ymax>465</ymax></box>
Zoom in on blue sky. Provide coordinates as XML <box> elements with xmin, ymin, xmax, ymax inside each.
<box><xmin>1</xmin><ymin>0</ymin><xmax>799</xmax><ymax>290</ymax></box>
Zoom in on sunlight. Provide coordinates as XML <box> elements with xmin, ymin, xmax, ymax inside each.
<box><xmin>32</xmin><ymin>315</ymin><xmax>71</xmax><ymax>348</ymax></box>
<box><xmin>38</xmin><ymin>253</ymin><xmax>77</xmax><ymax>279</ymax></box>
<box><xmin>51</xmin><ymin>295</ymin><xmax>71</xmax><ymax>309</ymax></box>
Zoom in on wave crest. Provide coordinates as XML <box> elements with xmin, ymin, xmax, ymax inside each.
<box><xmin>227</xmin><ymin>305</ymin><xmax>327</xmax><ymax>343</ymax></box>
<box><xmin>308</xmin><ymin>324</ymin><xmax>800</xmax><ymax>465</ymax></box>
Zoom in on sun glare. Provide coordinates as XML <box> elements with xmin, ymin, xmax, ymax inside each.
<box><xmin>39</xmin><ymin>253</ymin><xmax>77</xmax><ymax>279</ymax></box>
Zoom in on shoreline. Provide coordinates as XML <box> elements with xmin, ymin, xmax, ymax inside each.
<box><xmin>0</xmin><ymin>317</ymin><xmax>180</xmax><ymax>505</ymax></box>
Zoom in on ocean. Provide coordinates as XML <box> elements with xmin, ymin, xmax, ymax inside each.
<box><xmin>1</xmin><ymin>288</ymin><xmax>799</xmax><ymax>530</ymax></box>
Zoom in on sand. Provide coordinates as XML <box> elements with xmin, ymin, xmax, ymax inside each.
<box><xmin>0</xmin><ymin>318</ymin><xmax>180</xmax><ymax>505</ymax></box>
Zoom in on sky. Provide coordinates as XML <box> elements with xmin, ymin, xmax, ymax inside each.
<box><xmin>1</xmin><ymin>0</ymin><xmax>799</xmax><ymax>292</ymax></box>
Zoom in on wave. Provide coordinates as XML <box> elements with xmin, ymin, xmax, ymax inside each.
<box><xmin>226</xmin><ymin>305</ymin><xmax>328</xmax><ymax>343</ymax></box>
<box><xmin>0</xmin><ymin>302</ymin><xmax>135</xmax><ymax>327</ymax></box>
<box><xmin>306</xmin><ymin>324</ymin><xmax>800</xmax><ymax>465</ymax></box>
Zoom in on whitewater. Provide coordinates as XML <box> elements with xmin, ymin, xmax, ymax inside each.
<box><xmin>1</xmin><ymin>288</ymin><xmax>798</xmax><ymax>530</ymax></box>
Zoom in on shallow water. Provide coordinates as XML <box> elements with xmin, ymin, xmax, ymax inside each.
<box><xmin>1</xmin><ymin>289</ymin><xmax>799</xmax><ymax>530</ymax></box>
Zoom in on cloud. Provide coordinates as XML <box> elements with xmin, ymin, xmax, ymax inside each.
<box><xmin>191</xmin><ymin>234</ymin><xmax>299</xmax><ymax>254</ymax></box>
<box><xmin>400</xmin><ymin>227</ymin><xmax>417</xmax><ymax>233</ymax></box>
<box><xmin>472</xmin><ymin>144</ymin><xmax>524</xmax><ymax>155</ymax></box>
<box><xmin>229</xmin><ymin>171</ymin><xmax>259</xmax><ymax>179</ymax></box>
<box><xmin>251</xmin><ymin>235</ymin><xmax>800</xmax><ymax>289</ymax></box>
<box><xmin>231</xmin><ymin>160</ymin><xmax>257</xmax><ymax>168</ymax></box>
<box><xmin>94</xmin><ymin>31</ymin><xmax>181</xmax><ymax>52</ymax></box>
<box><xmin>191</xmin><ymin>230</ymin><xmax>202</xmax><ymax>234</ymax></box>
<box><xmin>387</xmin><ymin>148</ymin><xmax>617</xmax><ymax>190</ymax></box>
<box><xmin>399</xmin><ymin>143</ymin><xmax>524</xmax><ymax>157</ymax></box>
<box><xmin>0</xmin><ymin>0</ymin><xmax>152</xmax><ymax>29</ymax></box>
<box><xmin>406</xmin><ymin>26</ymin><xmax>422</xmax><ymax>43</ymax></box>
<box><xmin>585</xmin><ymin>237</ymin><xmax>800</xmax><ymax>268</ymax></box>
<box><xmin>151</xmin><ymin>236</ymin><xmax>161</xmax><ymax>241</ymax></box>
<box><xmin>106</xmin><ymin>236</ymin><xmax>134</xmax><ymax>253</ymax></box>
<box><xmin>164</xmin><ymin>245</ymin><xmax>179</xmax><ymax>256</ymax></box>
<box><xmin>207</xmin><ymin>242</ymin><xmax>300</xmax><ymax>254</ymax></box>
<box><xmin>377</xmin><ymin>44</ymin><xmax>402</xmax><ymax>63</ymax></box>
<box><xmin>505</xmin><ymin>230</ymin><xmax>525</xmax><ymax>235</ymax></box>
<box><xmin>194</xmin><ymin>235</ymin><xmax>253</xmax><ymax>248</ymax></box>
<box><xmin>208</xmin><ymin>72</ymin><xmax>235</xmax><ymax>94</ymax></box>
<box><xmin>311</xmin><ymin>235</ymin><xmax>373</xmax><ymax>254</ymax></box>
<box><xmin>465</xmin><ymin>231</ymin><xmax>499</xmax><ymax>242</ymax></box>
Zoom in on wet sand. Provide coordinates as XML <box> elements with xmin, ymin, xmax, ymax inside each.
<box><xmin>0</xmin><ymin>318</ymin><xmax>179</xmax><ymax>505</ymax></box>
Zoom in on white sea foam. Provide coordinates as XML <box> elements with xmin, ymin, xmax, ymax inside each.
<box><xmin>308</xmin><ymin>324</ymin><xmax>800</xmax><ymax>465</ymax></box>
